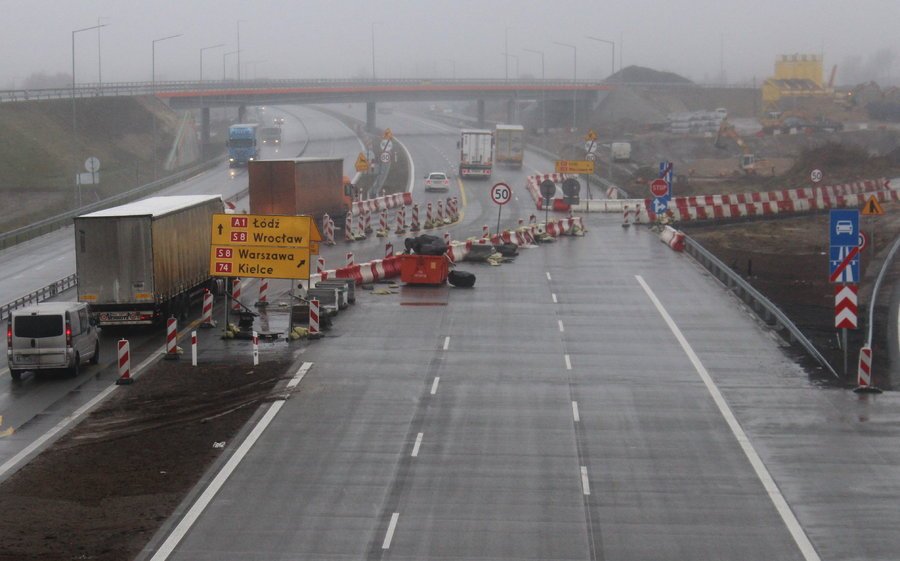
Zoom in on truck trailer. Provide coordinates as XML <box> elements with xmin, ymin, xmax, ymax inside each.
<box><xmin>458</xmin><ymin>129</ymin><xmax>493</xmax><ymax>179</ymax></box>
<box><xmin>74</xmin><ymin>195</ymin><xmax>224</xmax><ymax>326</ymax></box>
<box><xmin>494</xmin><ymin>124</ymin><xmax>524</xmax><ymax>168</ymax></box>
<box><xmin>249</xmin><ymin>158</ymin><xmax>352</xmax><ymax>220</ymax></box>
<box><xmin>227</xmin><ymin>123</ymin><xmax>259</xmax><ymax>167</ymax></box>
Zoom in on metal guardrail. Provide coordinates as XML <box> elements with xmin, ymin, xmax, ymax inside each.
<box><xmin>0</xmin><ymin>275</ymin><xmax>78</xmax><ymax>323</ymax></box>
<box><xmin>0</xmin><ymin>157</ymin><xmax>222</xmax><ymax>250</ymax></box>
<box><xmin>683</xmin><ymin>235</ymin><xmax>840</xmax><ymax>378</ymax></box>
<box><xmin>867</xmin><ymin>234</ymin><xmax>900</xmax><ymax>347</ymax></box>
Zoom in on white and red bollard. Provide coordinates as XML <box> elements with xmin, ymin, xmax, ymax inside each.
<box><xmin>518</xmin><ymin>218</ymin><xmax>525</xmax><ymax>227</ymax></box>
<box><xmin>116</xmin><ymin>339</ymin><xmax>132</xmax><ymax>385</ymax></box>
<box><xmin>308</xmin><ymin>298</ymin><xmax>322</xmax><ymax>339</ymax></box>
<box><xmin>231</xmin><ymin>278</ymin><xmax>242</xmax><ymax>311</ymax></box>
<box><xmin>444</xmin><ymin>232</ymin><xmax>451</xmax><ymax>245</ymax></box>
<box><xmin>436</xmin><ymin>200</ymin><xmax>445</xmax><ymax>223</ymax></box>
<box><xmin>426</xmin><ymin>203</ymin><xmax>434</xmax><ymax>228</ymax></box>
<box><xmin>385</xmin><ymin>242</ymin><xmax>394</xmax><ymax>258</ymax></box>
<box><xmin>317</xmin><ymin>257</ymin><xmax>325</xmax><ymax>276</ymax></box>
<box><xmin>395</xmin><ymin>209</ymin><xmax>405</xmax><ymax>235</ymax></box>
<box><xmin>364</xmin><ymin>210</ymin><xmax>373</xmax><ymax>234</ymax></box>
<box><xmin>344</xmin><ymin>213</ymin><xmax>354</xmax><ymax>241</ymax></box>
<box><xmin>323</xmin><ymin>213</ymin><xmax>335</xmax><ymax>245</ymax></box>
<box><xmin>255</xmin><ymin>278</ymin><xmax>269</xmax><ymax>307</ymax></box>
<box><xmin>165</xmin><ymin>316</ymin><xmax>178</xmax><ymax>360</ymax></box>
<box><xmin>448</xmin><ymin>197</ymin><xmax>458</xmax><ymax>221</ymax></box>
<box><xmin>854</xmin><ymin>346</ymin><xmax>881</xmax><ymax>393</ymax></box>
<box><xmin>356</xmin><ymin>211</ymin><xmax>365</xmax><ymax>238</ymax></box>
<box><xmin>252</xmin><ymin>331</ymin><xmax>259</xmax><ymax>366</ymax></box>
<box><xmin>529</xmin><ymin>214</ymin><xmax>537</xmax><ymax>225</ymax></box>
<box><xmin>200</xmin><ymin>289</ymin><xmax>216</xmax><ymax>328</ymax></box>
<box><xmin>622</xmin><ymin>205</ymin><xmax>633</xmax><ymax>228</ymax></box>
<box><xmin>378</xmin><ymin>210</ymin><xmax>388</xmax><ymax>237</ymax></box>
<box><xmin>346</xmin><ymin>252</ymin><xmax>354</xmax><ymax>267</ymax></box>
<box><xmin>410</xmin><ymin>204</ymin><xmax>420</xmax><ymax>231</ymax></box>
<box><xmin>483</xmin><ymin>225</ymin><xmax>490</xmax><ymax>239</ymax></box>
<box><xmin>191</xmin><ymin>331</ymin><xmax>198</xmax><ymax>367</ymax></box>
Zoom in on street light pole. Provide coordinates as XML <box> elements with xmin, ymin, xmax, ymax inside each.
<box><xmin>553</xmin><ymin>41</ymin><xmax>577</xmax><ymax>130</ymax></box>
<box><xmin>97</xmin><ymin>17</ymin><xmax>108</xmax><ymax>88</ymax></box>
<box><xmin>200</xmin><ymin>43</ymin><xmax>226</xmax><ymax>81</ymax></box>
<box><xmin>587</xmin><ymin>36</ymin><xmax>615</xmax><ymax>80</ymax></box>
<box><xmin>237</xmin><ymin>20</ymin><xmax>246</xmax><ymax>82</ymax></box>
<box><xmin>151</xmin><ymin>34</ymin><xmax>182</xmax><ymax>179</ymax></box>
<box><xmin>223</xmin><ymin>50</ymin><xmax>239</xmax><ymax>80</ymax></box>
<box><xmin>524</xmin><ymin>48</ymin><xmax>545</xmax><ymax>133</ymax></box>
<box><xmin>504</xmin><ymin>26</ymin><xmax>513</xmax><ymax>81</ymax></box>
<box><xmin>71</xmin><ymin>23</ymin><xmax>107</xmax><ymax>208</ymax></box>
<box><xmin>371</xmin><ymin>22</ymin><xmax>382</xmax><ymax>79</ymax></box>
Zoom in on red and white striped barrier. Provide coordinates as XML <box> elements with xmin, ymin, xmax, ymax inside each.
<box><xmin>525</xmin><ymin>173</ymin><xmax>578</xmax><ymax>211</ymax></box>
<box><xmin>425</xmin><ymin>203</ymin><xmax>434</xmax><ymax>229</ymax></box>
<box><xmin>344</xmin><ymin>213</ymin><xmax>354</xmax><ymax>241</ymax></box>
<box><xmin>444</xmin><ymin>232</ymin><xmax>451</xmax><ymax>245</ymax></box>
<box><xmin>231</xmin><ymin>278</ymin><xmax>242</xmax><ymax>311</ymax></box>
<box><xmin>308</xmin><ymin>299</ymin><xmax>322</xmax><ymax>339</ymax></box>
<box><xmin>165</xmin><ymin>316</ymin><xmax>178</xmax><ymax>360</ymax></box>
<box><xmin>200</xmin><ymin>289</ymin><xmax>216</xmax><ymax>328</ymax></box>
<box><xmin>853</xmin><ymin>346</ymin><xmax>882</xmax><ymax>393</ymax></box>
<box><xmin>378</xmin><ymin>210</ymin><xmax>388</xmax><ymax>237</ymax></box>
<box><xmin>346</xmin><ymin>252</ymin><xmax>354</xmax><ymax>267</ymax></box>
<box><xmin>317</xmin><ymin>257</ymin><xmax>325</xmax><ymax>275</ymax></box>
<box><xmin>115</xmin><ymin>339</ymin><xmax>132</xmax><ymax>385</ymax></box>
<box><xmin>356</xmin><ymin>211</ymin><xmax>365</xmax><ymax>239</ymax></box>
<box><xmin>437</xmin><ymin>200</ymin><xmax>445</xmax><ymax>224</ymax></box>
<box><xmin>448</xmin><ymin>197</ymin><xmax>459</xmax><ymax>221</ymax></box>
<box><xmin>252</xmin><ymin>331</ymin><xmax>259</xmax><ymax>366</ymax></box>
<box><xmin>350</xmin><ymin>192</ymin><xmax>414</xmax><ymax>215</ymax></box>
<box><xmin>385</xmin><ymin>242</ymin><xmax>394</xmax><ymax>258</ymax></box>
<box><xmin>659</xmin><ymin>225</ymin><xmax>685</xmax><ymax>251</ymax></box>
<box><xmin>255</xmin><ymin>278</ymin><xmax>268</xmax><ymax>307</ymax></box>
<box><xmin>395</xmin><ymin>208</ymin><xmax>406</xmax><ymax>234</ymax></box>
<box><xmin>191</xmin><ymin>331</ymin><xmax>198</xmax><ymax>367</ymax></box>
<box><xmin>410</xmin><ymin>204</ymin><xmax>420</xmax><ymax>231</ymax></box>
<box><xmin>622</xmin><ymin>205</ymin><xmax>634</xmax><ymax>227</ymax></box>
<box><xmin>482</xmin><ymin>225</ymin><xmax>490</xmax><ymax>238</ymax></box>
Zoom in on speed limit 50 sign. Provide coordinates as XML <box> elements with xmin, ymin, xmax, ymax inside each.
<box><xmin>490</xmin><ymin>182</ymin><xmax>512</xmax><ymax>205</ymax></box>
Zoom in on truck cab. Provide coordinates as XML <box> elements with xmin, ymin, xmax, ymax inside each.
<box><xmin>227</xmin><ymin>123</ymin><xmax>259</xmax><ymax>167</ymax></box>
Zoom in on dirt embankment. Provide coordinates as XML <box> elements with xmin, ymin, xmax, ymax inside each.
<box><xmin>0</xmin><ymin>356</ymin><xmax>294</xmax><ymax>561</ymax></box>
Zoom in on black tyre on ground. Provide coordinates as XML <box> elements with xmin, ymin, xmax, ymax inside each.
<box><xmin>10</xmin><ymin>370</ymin><xmax>23</xmax><ymax>381</ymax></box>
<box><xmin>89</xmin><ymin>342</ymin><xmax>100</xmax><ymax>365</ymax></box>
<box><xmin>70</xmin><ymin>354</ymin><xmax>80</xmax><ymax>378</ymax></box>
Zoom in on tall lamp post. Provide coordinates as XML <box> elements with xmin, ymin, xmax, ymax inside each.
<box><xmin>97</xmin><ymin>17</ymin><xmax>108</xmax><ymax>89</ymax></box>
<box><xmin>504</xmin><ymin>26</ymin><xmax>514</xmax><ymax>81</ymax></box>
<box><xmin>371</xmin><ymin>22</ymin><xmax>382</xmax><ymax>79</ymax></box>
<box><xmin>587</xmin><ymin>36</ymin><xmax>615</xmax><ymax>80</ymax></box>
<box><xmin>236</xmin><ymin>20</ymin><xmax>246</xmax><ymax>82</ymax></box>
<box><xmin>152</xmin><ymin>34</ymin><xmax>182</xmax><ymax>179</ymax></box>
<box><xmin>523</xmin><ymin>48</ymin><xmax>545</xmax><ymax>133</ymax></box>
<box><xmin>223</xmin><ymin>50</ymin><xmax>240</xmax><ymax>80</ymax></box>
<box><xmin>71</xmin><ymin>23</ymin><xmax>107</xmax><ymax>208</ymax></box>
<box><xmin>553</xmin><ymin>41</ymin><xmax>577</xmax><ymax>130</ymax></box>
<box><xmin>200</xmin><ymin>43</ymin><xmax>225</xmax><ymax>81</ymax></box>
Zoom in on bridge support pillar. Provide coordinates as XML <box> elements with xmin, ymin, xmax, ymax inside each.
<box><xmin>477</xmin><ymin>99</ymin><xmax>485</xmax><ymax>128</ymax></box>
<box><xmin>201</xmin><ymin>107</ymin><xmax>210</xmax><ymax>156</ymax></box>
<box><xmin>366</xmin><ymin>102</ymin><xmax>376</xmax><ymax>133</ymax></box>
<box><xmin>238</xmin><ymin>104</ymin><xmax>246</xmax><ymax>122</ymax></box>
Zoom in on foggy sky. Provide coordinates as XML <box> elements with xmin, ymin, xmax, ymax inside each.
<box><xmin>2</xmin><ymin>0</ymin><xmax>899</xmax><ymax>88</ymax></box>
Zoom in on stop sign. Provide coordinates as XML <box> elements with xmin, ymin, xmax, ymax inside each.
<box><xmin>650</xmin><ymin>178</ymin><xmax>669</xmax><ymax>198</ymax></box>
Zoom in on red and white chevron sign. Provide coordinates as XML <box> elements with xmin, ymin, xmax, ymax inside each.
<box><xmin>834</xmin><ymin>285</ymin><xmax>858</xmax><ymax>329</ymax></box>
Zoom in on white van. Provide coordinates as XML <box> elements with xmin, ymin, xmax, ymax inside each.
<box><xmin>6</xmin><ymin>302</ymin><xmax>100</xmax><ymax>381</ymax></box>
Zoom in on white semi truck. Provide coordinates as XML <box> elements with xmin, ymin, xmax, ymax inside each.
<box><xmin>458</xmin><ymin>129</ymin><xmax>493</xmax><ymax>179</ymax></box>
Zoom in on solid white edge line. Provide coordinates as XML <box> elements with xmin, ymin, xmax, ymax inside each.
<box><xmin>572</xmin><ymin>401</ymin><xmax>580</xmax><ymax>422</ymax></box>
<box><xmin>382</xmin><ymin>512</ymin><xmax>400</xmax><ymax>549</ymax></box>
<box><xmin>564</xmin><ymin>354</ymin><xmax>572</xmax><ymax>370</ymax></box>
<box><xmin>443</xmin><ymin>336</ymin><xmax>450</xmax><ymax>351</ymax></box>
<box><xmin>552</xmin><ymin>293</ymin><xmax>558</xmax><ymax>303</ymax></box>
<box><xmin>430</xmin><ymin>376</ymin><xmax>440</xmax><ymax>395</ymax></box>
<box><xmin>149</xmin><ymin>362</ymin><xmax>314</xmax><ymax>561</ymax></box>
<box><xmin>558</xmin><ymin>320</ymin><xmax>565</xmax><ymax>333</ymax></box>
<box><xmin>635</xmin><ymin>275</ymin><xmax>821</xmax><ymax>561</ymax></box>
<box><xmin>581</xmin><ymin>466</ymin><xmax>590</xmax><ymax>495</ymax></box>
<box><xmin>546</xmin><ymin>271</ymin><xmax>552</xmax><ymax>281</ymax></box>
<box><xmin>411</xmin><ymin>432</ymin><xmax>423</xmax><ymax>457</ymax></box>
<box><xmin>0</xmin><ymin>342</ymin><xmax>165</xmax><ymax>479</ymax></box>
<box><xmin>287</xmin><ymin>361</ymin><xmax>314</xmax><ymax>389</ymax></box>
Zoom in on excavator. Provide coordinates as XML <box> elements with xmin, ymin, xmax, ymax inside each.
<box><xmin>714</xmin><ymin>119</ymin><xmax>756</xmax><ymax>174</ymax></box>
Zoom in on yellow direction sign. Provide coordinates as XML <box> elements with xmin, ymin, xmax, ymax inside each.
<box><xmin>355</xmin><ymin>152</ymin><xmax>369</xmax><ymax>172</ymax></box>
<box><xmin>584</xmin><ymin>130</ymin><xmax>598</xmax><ymax>142</ymax></box>
<box><xmin>212</xmin><ymin>214</ymin><xmax>313</xmax><ymax>248</ymax></box>
<box><xmin>861</xmin><ymin>195</ymin><xmax>884</xmax><ymax>216</ymax></box>
<box><xmin>555</xmin><ymin>160</ymin><xmax>595</xmax><ymax>174</ymax></box>
<box><xmin>211</xmin><ymin>245</ymin><xmax>310</xmax><ymax>279</ymax></box>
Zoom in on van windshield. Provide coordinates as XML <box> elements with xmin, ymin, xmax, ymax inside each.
<box><xmin>14</xmin><ymin>315</ymin><xmax>63</xmax><ymax>338</ymax></box>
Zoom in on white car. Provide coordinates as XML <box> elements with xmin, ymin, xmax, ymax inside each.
<box><xmin>424</xmin><ymin>172</ymin><xmax>450</xmax><ymax>192</ymax></box>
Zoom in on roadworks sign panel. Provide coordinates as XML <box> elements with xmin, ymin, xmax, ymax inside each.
<box><xmin>555</xmin><ymin>160</ymin><xmax>594</xmax><ymax>174</ymax></box>
<box><xmin>211</xmin><ymin>214</ymin><xmax>318</xmax><ymax>248</ymax></box>
<box><xmin>210</xmin><ymin>245</ymin><xmax>310</xmax><ymax>279</ymax></box>
<box><xmin>861</xmin><ymin>195</ymin><xmax>884</xmax><ymax>216</ymax></box>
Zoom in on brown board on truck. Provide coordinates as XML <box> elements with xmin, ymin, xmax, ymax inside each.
<box><xmin>248</xmin><ymin>158</ymin><xmax>349</xmax><ymax>219</ymax></box>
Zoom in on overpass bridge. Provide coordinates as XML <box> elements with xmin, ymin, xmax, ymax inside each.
<box><xmin>0</xmin><ymin>78</ymin><xmax>613</xmax><ymax>138</ymax></box>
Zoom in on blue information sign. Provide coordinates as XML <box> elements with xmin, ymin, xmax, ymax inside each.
<box><xmin>652</xmin><ymin>161</ymin><xmax>674</xmax><ymax>214</ymax></box>
<box><xmin>829</xmin><ymin>209</ymin><xmax>860</xmax><ymax>283</ymax></box>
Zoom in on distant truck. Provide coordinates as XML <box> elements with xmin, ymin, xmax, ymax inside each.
<box><xmin>494</xmin><ymin>124</ymin><xmax>525</xmax><ymax>168</ymax></box>
<box><xmin>611</xmin><ymin>142</ymin><xmax>632</xmax><ymax>162</ymax></box>
<box><xmin>248</xmin><ymin>158</ymin><xmax>353</xmax><ymax>220</ymax></box>
<box><xmin>259</xmin><ymin>126</ymin><xmax>282</xmax><ymax>146</ymax></box>
<box><xmin>227</xmin><ymin>123</ymin><xmax>259</xmax><ymax>167</ymax></box>
<box><xmin>458</xmin><ymin>129</ymin><xmax>493</xmax><ymax>178</ymax></box>
<box><xmin>75</xmin><ymin>195</ymin><xmax>224</xmax><ymax>326</ymax></box>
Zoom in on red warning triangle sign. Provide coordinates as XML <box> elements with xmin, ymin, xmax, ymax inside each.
<box><xmin>861</xmin><ymin>195</ymin><xmax>884</xmax><ymax>216</ymax></box>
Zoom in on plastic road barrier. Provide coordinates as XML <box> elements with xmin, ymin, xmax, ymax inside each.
<box><xmin>200</xmin><ymin>289</ymin><xmax>216</xmax><ymax>328</ymax></box>
<box><xmin>165</xmin><ymin>316</ymin><xmax>178</xmax><ymax>360</ymax></box>
<box><xmin>116</xmin><ymin>339</ymin><xmax>132</xmax><ymax>385</ymax></box>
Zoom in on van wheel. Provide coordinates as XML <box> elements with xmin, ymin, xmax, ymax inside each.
<box><xmin>10</xmin><ymin>370</ymin><xmax>22</xmax><ymax>382</ymax></box>
<box><xmin>70</xmin><ymin>354</ymin><xmax>80</xmax><ymax>378</ymax></box>
<box><xmin>89</xmin><ymin>342</ymin><xmax>100</xmax><ymax>365</ymax></box>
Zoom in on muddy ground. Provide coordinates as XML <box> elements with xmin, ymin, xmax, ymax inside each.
<box><xmin>0</xmin><ymin>355</ymin><xmax>295</xmax><ymax>561</ymax></box>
